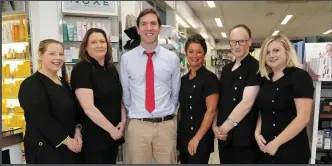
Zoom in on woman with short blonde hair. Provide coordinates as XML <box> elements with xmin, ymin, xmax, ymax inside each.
<box><xmin>254</xmin><ymin>34</ymin><xmax>314</xmax><ymax>163</ymax></box>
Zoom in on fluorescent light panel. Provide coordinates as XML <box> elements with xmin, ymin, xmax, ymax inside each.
<box><xmin>323</xmin><ymin>29</ymin><xmax>332</xmax><ymax>35</ymax></box>
<box><xmin>207</xmin><ymin>1</ymin><xmax>215</xmax><ymax>8</ymax></box>
<box><xmin>176</xmin><ymin>15</ymin><xmax>190</xmax><ymax>28</ymax></box>
<box><xmin>272</xmin><ymin>30</ymin><xmax>279</xmax><ymax>36</ymax></box>
<box><xmin>281</xmin><ymin>15</ymin><xmax>293</xmax><ymax>25</ymax></box>
<box><xmin>215</xmin><ymin>18</ymin><xmax>223</xmax><ymax>27</ymax></box>
<box><xmin>221</xmin><ymin>32</ymin><xmax>227</xmax><ymax>38</ymax></box>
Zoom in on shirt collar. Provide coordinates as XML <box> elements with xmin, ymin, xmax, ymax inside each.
<box><xmin>87</xmin><ymin>55</ymin><xmax>107</xmax><ymax>68</ymax></box>
<box><xmin>239</xmin><ymin>53</ymin><xmax>252</xmax><ymax>65</ymax></box>
<box><xmin>268</xmin><ymin>66</ymin><xmax>295</xmax><ymax>78</ymax></box>
<box><xmin>187</xmin><ymin>65</ymin><xmax>207</xmax><ymax>77</ymax></box>
<box><xmin>138</xmin><ymin>44</ymin><xmax>161</xmax><ymax>56</ymax></box>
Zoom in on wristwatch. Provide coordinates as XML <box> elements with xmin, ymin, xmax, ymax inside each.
<box><xmin>226</xmin><ymin>118</ymin><xmax>238</xmax><ymax>127</ymax></box>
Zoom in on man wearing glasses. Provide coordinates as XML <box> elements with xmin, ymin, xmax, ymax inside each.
<box><xmin>212</xmin><ymin>24</ymin><xmax>261</xmax><ymax>163</ymax></box>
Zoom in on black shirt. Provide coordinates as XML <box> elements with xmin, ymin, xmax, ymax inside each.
<box><xmin>19</xmin><ymin>71</ymin><xmax>77</xmax><ymax>153</ymax></box>
<box><xmin>178</xmin><ymin>66</ymin><xmax>219</xmax><ymax>153</ymax></box>
<box><xmin>217</xmin><ymin>54</ymin><xmax>261</xmax><ymax>147</ymax></box>
<box><xmin>256</xmin><ymin>67</ymin><xmax>313</xmax><ymax>162</ymax></box>
<box><xmin>70</xmin><ymin>57</ymin><xmax>123</xmax><ymax>152</ymax></box>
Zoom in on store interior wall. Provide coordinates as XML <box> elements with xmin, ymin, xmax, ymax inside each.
<box><xmin>28</xmin><ymin>1</ymin><xmax>61</xmax><ymax>72</ymax></box>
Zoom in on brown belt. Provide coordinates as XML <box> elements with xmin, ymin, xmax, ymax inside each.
<box><xmin>135</xmin><ymin>114</ymin><xmax>175</xmax><ymax>123</ymax></box>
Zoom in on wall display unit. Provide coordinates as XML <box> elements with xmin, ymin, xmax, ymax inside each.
<box><xmin>59</xmin><ymin>1</ymin><xmax>121</xmax><ymax>81</ymax></box>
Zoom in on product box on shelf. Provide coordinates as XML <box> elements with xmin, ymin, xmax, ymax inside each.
<box><xmin>304</xmin><ymin>43</ymin><xmax>332</xmax><ymax>81</ymax></box>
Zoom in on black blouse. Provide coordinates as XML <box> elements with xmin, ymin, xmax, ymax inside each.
<box><xmin>256</xmin><ymin>67</ymin><xmax>314</xmax><ymax>162</ymax></box>
<box><xmin>19</xmin><ymin>71</ymin><xmax>78</xmax><ymax>151</ymax></box>
<box><xmin>178</xmin><ymin>66</ymin><xmax>219</xmax><ymax>153</ymax></box>
<box><xmin>70</xmin><ymin>57</ymin><xmax>123</xmax><ymax>152</ymax></box>
<box><xmin>217</xmin><ymin>54</ymin><xmax>261</xmax><ymax>147</ymax></box>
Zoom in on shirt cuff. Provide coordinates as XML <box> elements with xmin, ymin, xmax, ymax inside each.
<box><xmin>56</xmin><ymin>135</ymin><xmax>69</xmax><ymax>148</ymax></box>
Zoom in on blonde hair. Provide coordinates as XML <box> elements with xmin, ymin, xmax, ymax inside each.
<box><xmin>258</xmin><ymin>35</ymin><xmax>299</xmax><ymax>80</ymax></box>
<box><xmin>38</xmin><ymin>39</ymin><xmax>64</xmax><ymax>70</ymax></box>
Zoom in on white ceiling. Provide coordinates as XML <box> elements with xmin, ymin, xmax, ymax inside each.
<box><xmin>187</xmin><ymin>1</ymin><xmax>332</xmax><ymax>43</ymax></box>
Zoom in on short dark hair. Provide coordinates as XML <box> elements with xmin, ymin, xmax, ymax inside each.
<box><xmin>229</xmin><ymin>24</ymin><xmax>252</xmax><ymax>39</ymax></box>
<box><xmin>185</xmin><ymin>34</ymin><xmax>207</xmax><ymax>55</ymax></box>
<box><xmin>78</xmin><ymin>28</ymin><xmax>112</xmax><ymax>67</ymax></box>
<box><xmin>136</xmin><ymin>8</ymin><xmax>162</xmax><ymax>27</ymax></box>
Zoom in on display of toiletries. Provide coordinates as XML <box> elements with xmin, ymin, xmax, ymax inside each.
<box><xmin>64</xmin><ymin>47</ymin><xmax>79</xmax><ymax>62</ymax></box>
<box><xmin>63</xmin><ymin>21</ymin><xmax>113</xmax><ymax>42</ymax></box>
<box><xmin>2</xmin><ymin>18</ymin><xmax>28</xmax><ymax>43</ymax></box>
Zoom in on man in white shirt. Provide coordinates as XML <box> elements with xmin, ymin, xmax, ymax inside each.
<box><xmin>120</xmin><ymin>8</ymin><xmax>181</xmax><ymax>164</ymax></box>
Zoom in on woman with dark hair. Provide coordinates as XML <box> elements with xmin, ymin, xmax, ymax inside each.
<box><xmin>177</xmin><ymin>34</ymin><xmax>219</xmax><ymax>164</ymax></box>
<box><xmin>70</xmin><ymin>28</ymin><xmax>126</xmax><ymax>164</ymax></box>
<box><xmin>18</xmin><ymin>39</ymin><xmax>82</xmax><ymax>164</ymax></box>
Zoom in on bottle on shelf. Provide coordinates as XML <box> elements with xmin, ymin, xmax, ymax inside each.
<box><xmin>19</xmin><ymin>17</ymin><xmax>25</xmax><ymax>41</ymax></box>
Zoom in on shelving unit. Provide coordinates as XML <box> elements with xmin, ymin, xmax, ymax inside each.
<box><xmin>309</xmin><ymin>81</ymin><xmax>332</xmax><ymax>164</ymax></box>
<box><xmin>59</xmin><ymin>1</ymin><xmax>121</xmax><ymax>80</ymax></box>
<box><xmin>2</xmin><ymin>9</ymin><xmax>32</xmax><ymax>133</ymax></box>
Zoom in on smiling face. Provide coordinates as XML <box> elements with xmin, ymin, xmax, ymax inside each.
<box><xmin>137</xmin><ymin>13</ymin><xmax>161</xmax><ymax>45</ymax></box>
<box><xmin>85</xmin><ymin>32</ymin><xmax>107</xmax><ymax>60</ymax></box>
<box><xmin>265</xmin><ymin>40</ymin><xmax>288</xmax><ymax>70</ymax></box>
<box><xmin>186</xmin><ymin>43</ymin><xmax>205</xmax><ymax>68</ymax></box>
<box><xmin>39</xmin><ymin>43</ymin><xmax>64</xmax><ymax>73</ymax></box>
<box><xmin>229</xmin><ymin>27</ymin><xmax>252</xmax><ymax>59</ymax></box>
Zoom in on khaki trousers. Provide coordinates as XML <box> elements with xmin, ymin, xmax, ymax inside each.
<box><xmin>125</xmin><ymin>118</ymin><xmax>177</xmax><ymax>164</ymax></box>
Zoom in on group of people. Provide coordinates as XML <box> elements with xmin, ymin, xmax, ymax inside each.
<box><xmin>18</xmin><ymin>8</ymin><xmax>314</xmax><ymax>164</ymax></box>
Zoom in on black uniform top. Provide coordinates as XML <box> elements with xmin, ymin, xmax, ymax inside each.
<box><xmin>70</xmin><ymin>56</ymin><xmax>124</xmax><ymax>152</ymax></box>
<box><xmin>178</xmin><ymin>66</ymin><xmax>219</xmax><ymax>153</ymax></box>
<box><xmin>256</xmin><ymin>67</ymin><xmax>314</xmax><ymax>161</ymax></box>
<box><xmin>217</xmin><ymin>54</ymin><xmax>261</xmax><ymax>147</ymax></box>
<box><xmin>18</xmin><ymin>71</ymin><xmax>78</xmax><ymax>154</ymax></box>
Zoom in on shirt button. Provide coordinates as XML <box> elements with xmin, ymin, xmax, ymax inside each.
<box><xmin>193</xmin><ymin>85</ymin><xmax>196</xmax><ymax>88</ymax></box>
<box><xmin>272</xmin><ymin>100</ymin><xmax>274</xmax><ymax>103</ymax></box>
<box><xmin>276</xmin><ymin>88</ymin><xmax>279</xmax><ymax>91</ymax></box>
<box><xmin>234</xmin><ymin>87</ymin><xmax>237</xmax><ymax>90</ymax></box>
<box><xmin>39</xmin><ymin>142</ymin><xmax>43</xmax><ymax>146</ymax></box>
<box><xmin>190</xmin><ymin>106</ymin><xmax>192</xmax><ymax>109</ymax></box>
<box><xmin>273</xmin><ymin>123</ymin><xmax>276</xmax><ymax>127</ymax></box>
<box><xmin>191</xmin><ymin>127</ymin><xmax>193</xmax><ymax>130</ymax></box>
<box><xmin>239</xmin><ymin>76</ymin><xmax>242</xmax><ymax>79</ymax></box>
<box><xmin>273</xmin><ymin>111</ymin><xmax>275</xmax><ymax>114</ymax></box>
<box><xmin>233</xmin><ymin>98</ymin><xmax>236</xmax><ymax>101</ymax></box>
<box><xmin>189</xmin><ymin>96</ymin><xmax>192</xmax><ymax>99</ymax></box>
<box><xmin>190</xmin><ymin>117</ymin><xmax>193</xmax><ymax>119</ymax></box>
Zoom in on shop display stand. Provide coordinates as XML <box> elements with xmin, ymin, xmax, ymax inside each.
<box><xmin>2</xmin><ymin>1</ymin><xmax>33</xmax><ymax>163</ymax></box>
<box><xmin>309</xmin><ymin>81</ymin><xmax>332</xmax><ymax>164</ymax></box>
<box><xmin>59</xmin><ymin>2</ymin><xmax>121</xmax><ymax>81</ymax></box>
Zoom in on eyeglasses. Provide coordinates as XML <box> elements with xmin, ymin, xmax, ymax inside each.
<box><xmin>229</xmin><ymin>40</ymin><xmax>249</xmax><ymax>46</ymax></box>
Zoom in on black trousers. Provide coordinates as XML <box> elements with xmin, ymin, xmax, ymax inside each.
<box><xmin>25</xmin><ymin>146</ymin><xmax>75</xmax><ymax>164</ymax></box>
<box><xmin>179</xmin><ymin>150</ymin><xmax>210</xmax><ymax>164</ymax></box>
<box><xmin>83</xmin><ymin>147</ymin><xmax>118</xmax><ymax>164</ymax></box>
<box><xmin>218</xmin><ymin>141</ymin><xmax>258</xmax><ymax>164</ymax></box>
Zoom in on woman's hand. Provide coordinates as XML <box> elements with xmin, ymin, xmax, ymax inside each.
<box><xmin>64</xmin><ymin>137</ymin><xmax>80</xmax><ymax>153</ymax></box>
<box><xmin>255</xmin><ymin>133</ymin><xmax>267</xmax><ymax>153</ymax></box>
<box><xmin>74</xmin><ymin>128</ymin><xmax>83</xmax><ymax>152</ymax></box>
<box><xmin>187</xmin><ymin>137</ymin><xmax>200</xmax><ymax>156</ymax></box>
<box><xmin>265</xmin><ymin>139</ymin><xmax>280</xmax><ymax>156</ymax></box>
<box><xmin>109</xmin><ymin>127</ymin><xmax>123</xmax><ymax>140</ymax></box>
<box><xmin>116</xmin><ymin>121</ymin><xmax>125</xmax><ymax>133</ymax></box>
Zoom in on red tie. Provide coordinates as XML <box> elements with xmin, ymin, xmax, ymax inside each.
<box><xmin>145</xmin><ymin>52</ymin><xmax>155</xmax><ymax>113</ymax></box>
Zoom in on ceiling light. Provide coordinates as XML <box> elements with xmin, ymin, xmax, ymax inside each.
<box><xmin>176</xmin><ymin>15</ymin><xmax>190</xmax><ymax>28</ymax></box>
<box><xmin>281</xmin><ymin>15</ymin><xmax>293</xmax><ymax>25</ymax></box>
<box><xmin>323</xmin><ymin>29</ymin><xmax>332</xmax><ymax>35</ymax></box>
<box><xmin>215</xmin><ymin>18</ymin><xmax>223</xmax><ymax>27</ymax></box>
<box><xmin>221</xmin><ymin>32</ymin><xmax>227</xmax><ymax>38</ymax></box>
<box><xmin>207</xmin><ymin>1</ymin><xmax>215</xmax><ymax>8</ymax></box>
<box><xmin>272</xmin><ymin>30</ymin><xmax>279</xmax><ymax>36</ymax></box>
